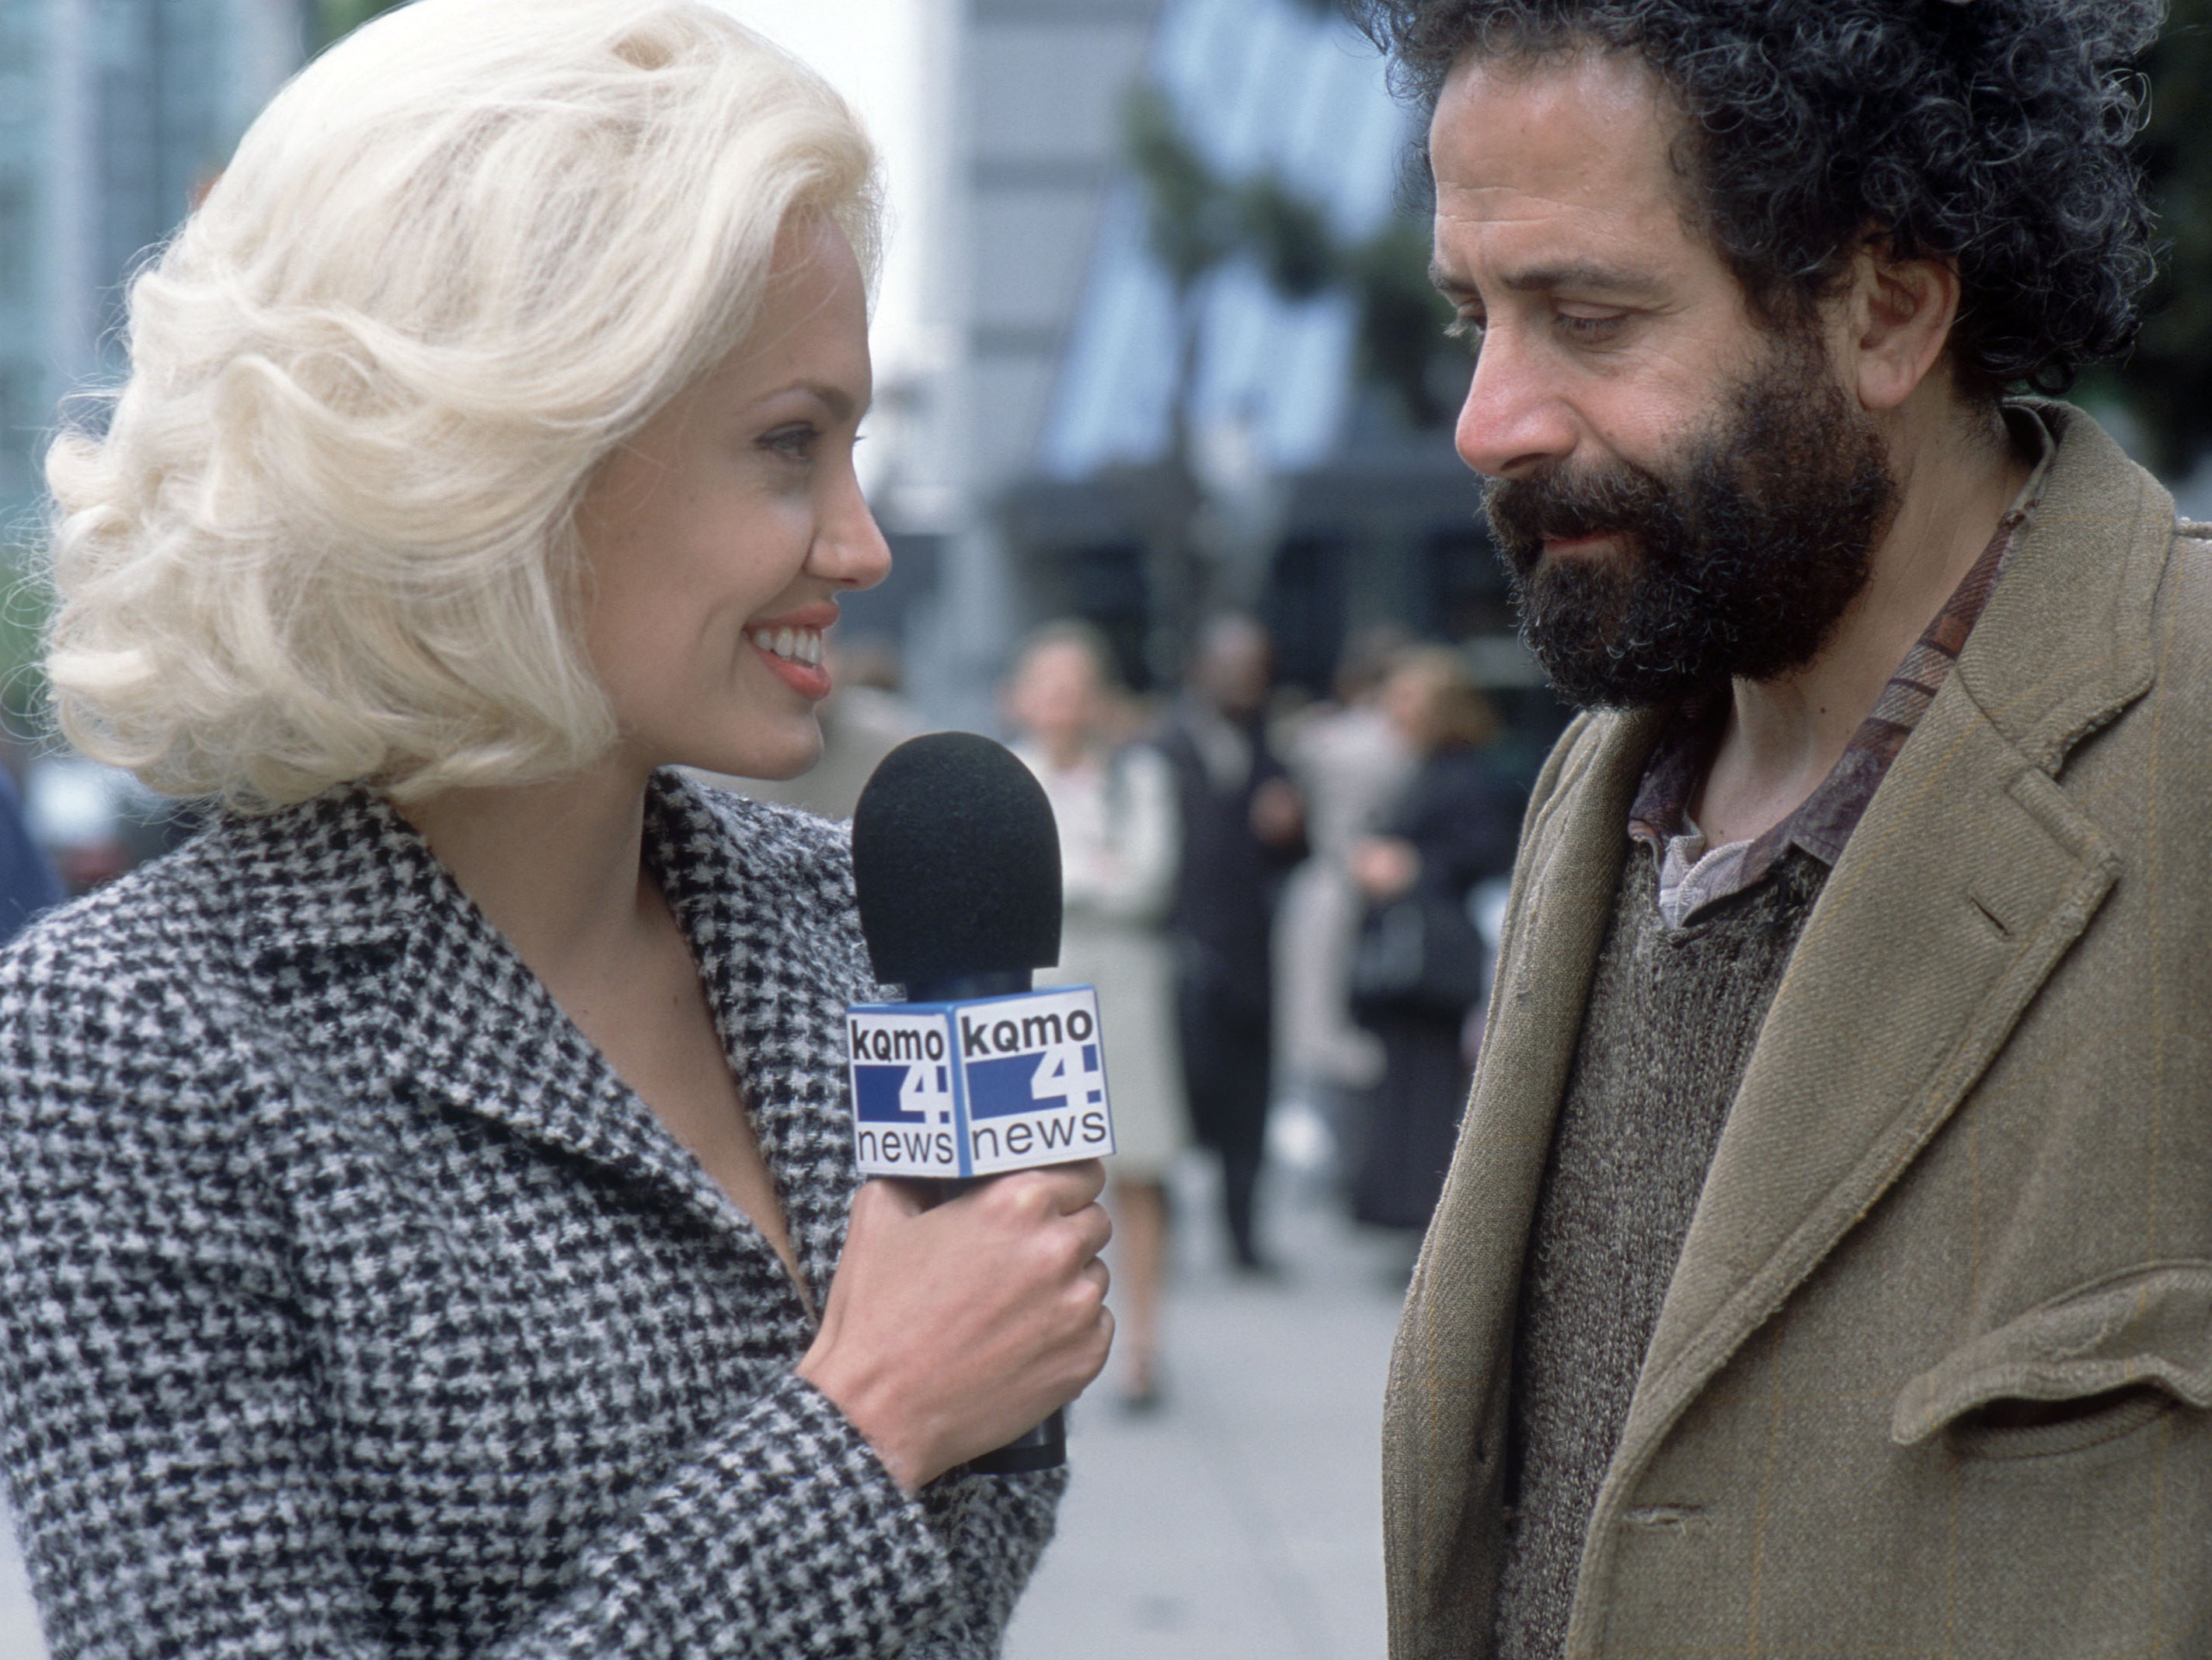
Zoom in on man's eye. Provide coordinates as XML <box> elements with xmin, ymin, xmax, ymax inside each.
<box><xmin>1556</xmin><ymin>312</ymin><xmax>1624</xmax><ymax>343</ymax></box>
<box><xmin>1445</xmin><ymin>314</ymin><xmax>1486</xmax><ymax>353</ymax></box>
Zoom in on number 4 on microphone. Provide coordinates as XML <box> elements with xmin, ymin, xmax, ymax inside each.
<box><xmin>1029</xmin><ymin>1041</ymin><xmax>1106</xmax><ymax>1112</ymax></box>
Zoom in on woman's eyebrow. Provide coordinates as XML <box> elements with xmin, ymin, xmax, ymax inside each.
<box><xmin>748</xmin><ymin>381</ymin><xmax>866</xmax><ymax>423</ymax></box>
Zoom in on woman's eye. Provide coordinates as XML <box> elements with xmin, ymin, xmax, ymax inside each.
<box><xmin>759</xmin><ymin>423</ymin><xmax>819</xmax><ymax>461</ymax></box>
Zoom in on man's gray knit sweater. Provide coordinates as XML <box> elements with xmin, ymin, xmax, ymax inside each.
<box><xmin>1492</xmin><ymin>844</ymin><xmax>1828</xmax><ymax>1660</ymax></box>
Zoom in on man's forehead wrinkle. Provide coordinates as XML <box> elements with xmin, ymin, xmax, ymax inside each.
<box><xmin>1430</xmin><ymin>47</ymin><xmax>1686</xmax><ymax>218</ymax></box>
<box><xmin>1433</xmin><ymin>189</ymin><xmax>1681</xmax><ymax>278</ymax></box>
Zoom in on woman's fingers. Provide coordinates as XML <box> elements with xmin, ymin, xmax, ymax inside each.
<box><xmin>1026</xmin><ymin>1158</ymin><xmax>1106</xmax><ymax>1213</ymax></box>
<box><xmin>1070</xmin><ymin>1197</ymin><xmax>1113</xmax><ymax>1261</ymax></box>
<box><xmin>859</xmin><ymin>1176</ymin><xmax>931</xmax><ymax>1220</ymax></box>
<box><xmin>802</xmin><ymin>1161</ymin><xmax>1121</xmax><ymax>1491</ymax></box>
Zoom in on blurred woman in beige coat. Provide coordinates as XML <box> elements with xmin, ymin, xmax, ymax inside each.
<box><xmin>1008</xmin><ymin>623</ymin><xmax>1188</xmax><ymax>1409</ymax></box>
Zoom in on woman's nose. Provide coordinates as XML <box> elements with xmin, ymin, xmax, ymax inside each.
<box><xmin>816</xmin><ymin>470</ymin><xmax>893</xmax><ymax>592</ymax></box>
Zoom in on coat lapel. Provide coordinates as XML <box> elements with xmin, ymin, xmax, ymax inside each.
<box><xmin>649</xmin><ymin>774</ymin><xmax>870</xmax><ymax>1313</ymax></box>
<box><xmin>1387</xmin><ymin>705</ymin><xmax>1664</xmax><ymax>1637</ymax></box>
<box><xmin>378</xmin><ymin>793</ymin><xmax>758</xmax><ymax>1255</ymax></box>
<box><xmin>1608</xmin><ymin>402</ymin><xmax>2176</xmax><ymax>1484</ymax></box>
<box><xmin>230</xmin><ymin>782</ymin><xmax>839</xmax><ymax>1303</ymax></box>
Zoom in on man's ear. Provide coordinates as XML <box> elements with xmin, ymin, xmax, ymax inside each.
<box><xmin>1834</xmin><ymin>238</ymin><xmax>1960</xmax><ymax>413</ymax></box>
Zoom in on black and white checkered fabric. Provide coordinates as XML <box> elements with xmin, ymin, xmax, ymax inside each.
<box><xmin>0</xmin><ymin>771</ymin><xmax>1063</xmax><ymax>1658</ymax></box>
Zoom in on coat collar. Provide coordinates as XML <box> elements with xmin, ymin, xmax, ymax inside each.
<box><xmin>216</xmin><ymin>771</ymin><xmax>863</xmax><ymax>1314</ymax></box>
<box><xmin>1950</xmin><ymin>399</ymin><xmax>2172</xmax><ymax>774</ymax></box>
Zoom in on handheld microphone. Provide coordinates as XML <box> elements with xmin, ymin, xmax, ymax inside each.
<box><xmin>848</xmin><ymin>732</ymin><xmax>1116</xmax><ymax>1475</ymax></box>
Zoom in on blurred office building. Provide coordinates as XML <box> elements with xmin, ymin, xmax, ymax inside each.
<box><xmin>0</xmin><ymin>0</ymin><xmax>308</xmax><ymax>537</ymax></box>
<box><xmin>868</xmin><ymin>0</ymin><xmax>1554</xmax><ymax>734</ymax></box>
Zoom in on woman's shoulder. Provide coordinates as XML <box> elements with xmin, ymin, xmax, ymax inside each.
<box><xmin>0</xmin><ymin>828</ymin><xmax>238</xmax><ymax>1008</ymax></box>
<box><xmin>0</xmin><ymin>789</ymin><xmax>427</xmax><ymax>1084</ymax></box>
<box><xmin>0</xmin><ymin>828</ymin><xmax>267</xmax><ymax>1161</ymax></box>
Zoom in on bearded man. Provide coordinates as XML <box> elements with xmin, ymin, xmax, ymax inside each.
<box><xmin>1350</xmin><ymin>2</ymin><xmax>2212</xmax><ymax>1656</ymax></box>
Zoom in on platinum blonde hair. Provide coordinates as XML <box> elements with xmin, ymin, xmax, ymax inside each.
<box><xmin>43</xmin><ymin>0</ymin><xmax>882</xmax><ymax>809</ymax></box>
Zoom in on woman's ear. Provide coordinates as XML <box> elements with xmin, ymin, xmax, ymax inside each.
<box><xmin>1834</xmin><ymin>238</ymin><xmax>1962</xmax><ymax>414</ymax></box>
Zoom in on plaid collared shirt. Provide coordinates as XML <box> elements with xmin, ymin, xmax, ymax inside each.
<box><xmin>1629</xmin><ymin>409</ymin><xmax>2056</xmax><ymax>927</ymax></box>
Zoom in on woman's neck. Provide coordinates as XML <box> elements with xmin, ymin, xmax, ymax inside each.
<box><xmin>1035</xmin><ymin>730</ymin><xmax>1094</xmax><ymax>773</ymax></box>
<box><xmin>397</xmin><ymin>753</ymin><xmax>660</xmax><ymax>984</ymax></box>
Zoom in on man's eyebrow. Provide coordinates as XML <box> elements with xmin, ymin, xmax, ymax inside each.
<box><xmin>1427</xmin><ymin>259</ymin><xmax>1670</xmax><ymax>301</ymax></box>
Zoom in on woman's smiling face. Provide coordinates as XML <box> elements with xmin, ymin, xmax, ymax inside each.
<box><xmin>576</xmin><ymin>214</ymin><xmax>889</xmax><ymax>782</ymax></box>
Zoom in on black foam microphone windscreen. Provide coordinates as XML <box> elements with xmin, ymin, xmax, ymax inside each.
<box><xmin>850</xmin><ymin>732</ymin><xmax>1063</xmax><ymax>994</ymax></box>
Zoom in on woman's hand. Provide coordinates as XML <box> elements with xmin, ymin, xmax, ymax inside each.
<box><xmin>1350</xmin><ymin>835</ymin><xmax>1421</xmax><ymax>902</ymax></box>
<box><xmin>798</xmin><ymin>1161</ymin><xmax>1114</xmax><ymax>1492</ymax></box>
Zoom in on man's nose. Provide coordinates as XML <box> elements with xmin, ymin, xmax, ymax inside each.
<box><xmin>1453</xmin><ymin>329</ymin><xmax>1577</xmax><ymax>479</ymax></box>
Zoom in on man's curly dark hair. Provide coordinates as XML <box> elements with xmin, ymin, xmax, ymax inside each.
<box><xmin>1347</xmin><ymin>0</ymin><xmax>2165</xmax><ymax>395</ymax></box>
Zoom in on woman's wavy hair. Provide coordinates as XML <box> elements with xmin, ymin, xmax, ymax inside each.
<box><xmin>44</xmin><ymin>0</ymin><xmax>880</xmax><ymax>810</ymax></box>
<box><xmin>1350</xmin><ymin>0</ymin><xmax>2163</xmax><ymax>397</ymax></box>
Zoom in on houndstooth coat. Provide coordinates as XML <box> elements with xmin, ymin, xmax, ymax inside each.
<box><xmin>0</xmin><ymin>771</ymin><xmax>1063</xmax><ymax>1659</ymax></box>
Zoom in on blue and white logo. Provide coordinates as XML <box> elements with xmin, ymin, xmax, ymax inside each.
<box><xmin>849</xmin><ymin>1011</ymin><xmax>960</xmax><ymax>1176</ymax></box>
<box><xmin>847</xmin><ymin>987</ymin><xmax>1115</xmax><ymax>1178</ymax></box>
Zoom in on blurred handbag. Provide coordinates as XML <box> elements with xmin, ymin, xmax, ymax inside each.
<box><xmin>1350</xmin><ymin>886</ymin><xmax>1488</xmax><ymax>1018</ymax></box>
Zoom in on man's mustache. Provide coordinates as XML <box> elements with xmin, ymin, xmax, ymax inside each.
<box><xmin>1485</xmin><ymin>463</ymin><xmax>1676</xmax><ymax>567</ymax></box>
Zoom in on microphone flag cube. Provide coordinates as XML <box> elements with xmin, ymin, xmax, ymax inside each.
<box><xmin>847</xmin><ymin>986</ymin><xmax>1115</xmax><ymax>1178</ymax></box>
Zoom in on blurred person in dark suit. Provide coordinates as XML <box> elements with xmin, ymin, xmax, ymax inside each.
<box><xmin>1158</xmin><ymin>614</ymin><xmax>1305</xmax><ymax>1272</ymax></box>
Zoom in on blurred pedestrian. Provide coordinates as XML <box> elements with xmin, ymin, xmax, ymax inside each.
<box><xmin>1347</xmin><ymin>648</ymin><xmax>1519</xmax><ymax>1235</ymax></box>
<box><xmin>0</xmin><ymin>8</ymin><xmax>1102</xmax><ymax>1657</ymax></box>
<box><xmin>1274</xmin><ymin>628</ymin><xmax>1418</xmax><ymax>1161</ymax></box>
<box><xmin>1007</xmin><ymin>621</ymin><xmax>1187</xmax><ymax>1409</ymax></box>
<box><xmin>1158</xmin><ymin>614</ymin><xmax>1305</xmax><ymax>1273</ymax></box>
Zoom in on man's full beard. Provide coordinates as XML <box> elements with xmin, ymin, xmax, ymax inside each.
<box><xmin>1484</xmin><ymin>341</ymin><xmax>1899</xmax><ymax>710</ymax></box>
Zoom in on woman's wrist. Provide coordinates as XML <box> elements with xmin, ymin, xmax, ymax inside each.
<box><xmin>797</xmin><ymin>1339</ymin><xmax>938</xmax><ymax>1495</ymax></box>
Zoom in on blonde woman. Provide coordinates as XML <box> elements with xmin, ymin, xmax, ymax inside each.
<box><xmin>0</xmin><ymin>5</ymin><xmax>1109</xmax><ymax>1656</ymax></box>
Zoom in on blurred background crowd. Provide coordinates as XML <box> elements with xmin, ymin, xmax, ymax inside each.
<box><xmin>2</xmin><ymin>0</ymin><xmax>2210</xmax><ymax>1655</ymax></box>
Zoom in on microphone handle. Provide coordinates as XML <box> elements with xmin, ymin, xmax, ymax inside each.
<box><xmin>906</xmin><ymin>970</ymin><xmax>1071</xmax><ymax>1476</ymax></box>
<box><xmin>965</xmin><ymin>1411</ymin><xmax>1065</xmax><ymax>1475</ymax></box>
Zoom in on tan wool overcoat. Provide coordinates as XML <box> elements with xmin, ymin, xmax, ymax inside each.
<box><xmin>1383</xmin><ymin>403</ymin><xmax>2212</xmax><ymax>1659</ymax></box>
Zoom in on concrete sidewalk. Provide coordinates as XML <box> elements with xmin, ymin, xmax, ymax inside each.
<box><xmin>0</xmin><ymin>1495</ymin><xmax>39</xmax><ymax>1660</ymax></box>
<box><xmin>0</xmin><ymin>1169</ymin><xmax>1413</xmax><ymax>1660</ymax></box>
<box><xmin>1006</xmin><ymin>1168</ymin><xmax>1410</xmax><ymax>1660</ymax></box>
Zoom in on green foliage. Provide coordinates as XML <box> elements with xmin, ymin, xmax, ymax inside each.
<box><xmin>1122</xmin><ymin>87</ymin><xmax>1458</xmax><ymax>429</ymax></box>
<box><xmin>1344</xmin><ymin>218</ymin><xmax>1458</xmax><ymax>428</ymax></box>
<box><xmin>1236</xmin><ymin>176</ymin><xmax>1336</xmax><ymax>300</ymax></box>
<box><xmin>315</xmin><ymin>0</ymin><xmax>408</xmax><ymax>50</ymax></box>
<box><xmin>1123</xmin><ymin>89</ymin><xmax>1242</xmax><ymax>291</ymax></box>
<box><xmin>2123</xmin><ymin>0</ymin><xmax>2212</xmax><ymax>473</ymax></box>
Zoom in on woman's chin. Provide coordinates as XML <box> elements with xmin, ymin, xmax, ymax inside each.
<box><xmin>684</xmin><ymin>727</ymin><xmax>824</xmax><ymax>783</ymax></box>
